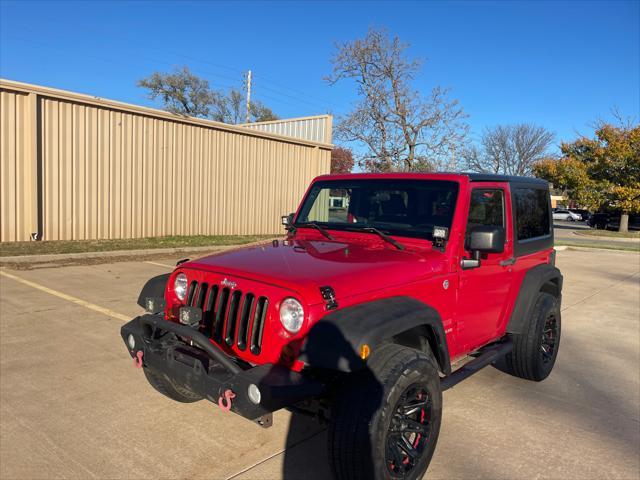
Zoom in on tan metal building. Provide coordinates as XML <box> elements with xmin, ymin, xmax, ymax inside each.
<box><xmin>0</xmin><ymin>80</ymin><xmax>332</xmax><ymax>242</ymax></box>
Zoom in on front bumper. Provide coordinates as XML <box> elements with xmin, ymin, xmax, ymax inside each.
<box><xmin>121</xmin><ymin>315</ymin><xmax>324</xmax><ymax>427</ymax></box>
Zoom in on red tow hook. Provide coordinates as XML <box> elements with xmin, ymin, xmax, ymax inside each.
<box><xmin>217</xmin><ymin>389</ymin><xmax>236</xmax><ymax>412</ymax></box>
<box><xmin>133</xmin><ymin>350</ymin><xmax>144</xmax><ymax>368</ymax></box>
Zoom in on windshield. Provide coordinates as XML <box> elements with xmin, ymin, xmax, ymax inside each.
<box><xmin>295</xmin><ymin>179</ymin><xmax>459</xmax><ymax>240</ymax></box>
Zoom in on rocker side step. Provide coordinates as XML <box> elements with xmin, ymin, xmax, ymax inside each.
<box><xmin>441</xmin><ymin>339</ymin><xmax>513</xmax><ymax>391</ymax></box>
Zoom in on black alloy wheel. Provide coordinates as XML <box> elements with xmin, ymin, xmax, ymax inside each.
<box><xmin>386</xmin><ymin>384</ymin><xmax>432</xmax><ymax>477</ymax></box>
<box><xmin>540</xmin><ymin>312</ymin><xmax>559</xmax><ymax>364</ymax></box>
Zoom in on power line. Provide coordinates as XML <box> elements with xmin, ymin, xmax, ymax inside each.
<box><xmin>251</xmin><ymin>81</ymin><xmax>334</xmax><ymax>111</ymax></box>
<box><xmin>253</xmin><ymin>72</ymin><xmax>339</xmax><ymax>107</ymax></box>
<box><xmin>251</xmin><ymin>90</ymin><xmax>316</xmax><ymax>110</ymax></box>
<box><xmin>252</xmin><ymin>79</ymin><xmax>340</xmax><ymax>110</ymax></box>
<box><xmin>4</xmin><ymin>21</ymin><xmax>344</xmax><ymax>115</ymax></box>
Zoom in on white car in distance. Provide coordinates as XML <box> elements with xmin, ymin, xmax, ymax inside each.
<box><xmin>553</xmin><ymin>209</ymin><xmax>582</xmax><ymax>222</ymax></box>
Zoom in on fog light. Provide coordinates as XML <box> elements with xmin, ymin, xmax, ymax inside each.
<box><xmin>145</xmin><ymin>297</ymin><xmax>165</xmax><ymax>314</ymax></box>
<box><xmin>127</xmin><ymin>334</ymin><xmax>136</xmax><ymax>350</ymax></box>
<box><xmin>247</xmin><ymin>384</ymin><xmax>261</xmax><ymax>405</ymax></box>
<box><xmin>179</xmin><ymin>306</ymin><xmax>202</xmax><ymax>327</ymax></box>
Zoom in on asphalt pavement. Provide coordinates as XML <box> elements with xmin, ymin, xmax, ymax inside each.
<box><xmin>1</xmin><ymin>248</ymin><xmax>639</xmax><ymax>479</ymax></box>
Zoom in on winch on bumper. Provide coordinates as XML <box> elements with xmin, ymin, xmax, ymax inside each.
<box><xmin>121</xmin><ymin>314</ymin><xmax>324</xmax><ymax>428</ymax></box>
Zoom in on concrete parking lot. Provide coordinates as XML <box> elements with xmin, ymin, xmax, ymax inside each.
<box><xmin>1</xmin><ymin>248</ymin><xmax>639</xmax><ymax>479</ymax></box>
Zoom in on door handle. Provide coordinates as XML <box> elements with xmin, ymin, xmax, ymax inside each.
<box><xmin>499</xmin><ymin>257</ymin><xmax>516</xmax><ymax>267</ymax></box>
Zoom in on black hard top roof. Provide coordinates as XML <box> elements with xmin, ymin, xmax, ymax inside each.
<box><xmin>317</xmin><ymin>172</ymin><xmax>549</xmax><ymax>187</ymax></box>
<box><xmin>466</xmin><ymin>173</ymin><xmax>548</xmax><ymax>186</ymax></box>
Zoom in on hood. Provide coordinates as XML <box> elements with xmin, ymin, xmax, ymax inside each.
<box><xmin>184</xmin><ymin>237</ymin><xmax>446</xmax><ymax>305</ymax></box>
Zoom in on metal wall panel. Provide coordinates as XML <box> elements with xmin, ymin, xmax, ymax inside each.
<box><xmin>239</xmin><ymin>115</ymin><xmax>333</xmax><ymax>144</ymax></box>
<box><xmin>0</xmin><ymin>80</ymin><xmax>332</xmax><ymax>242</ymax></box>
<box><xmin>0</xmin><ymin>89</ymin><xmax>38</xmax><ymax>241</ymax></box>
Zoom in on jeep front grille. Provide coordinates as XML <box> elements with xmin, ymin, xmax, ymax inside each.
<box><xmin>185</xmin><ymin>281</ymin><xmax>268</xmax><ymax>355</ymax></box>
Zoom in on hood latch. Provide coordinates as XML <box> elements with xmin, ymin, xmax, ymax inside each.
<box><xmin>320</xmin><ymin>286</ymin><xmax>338</xmax><ymax>311</ymax></box>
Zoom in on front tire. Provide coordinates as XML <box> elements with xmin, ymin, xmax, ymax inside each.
<box><xmin>328</xmin><ymin>344</ymin><xmax>442</xmax><ymax>480</ymax></box>
<box><xmin>143</xmin><ymin>368</ymin><xmax>202</xmax><ymax>403</ymax></box>
<box><xmin>502</xmin><ymin>292</ymin><xmax>561</xmax><ymax>381</ymax></box>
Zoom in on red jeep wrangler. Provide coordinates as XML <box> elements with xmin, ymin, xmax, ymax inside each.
<box><xmin>122</xmin><ymin>173</ymin><xmax>562</xmax><ymax>479</ymax></box>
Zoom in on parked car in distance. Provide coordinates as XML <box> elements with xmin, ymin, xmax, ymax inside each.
<box><xmin>604</xmin><ymin>214</ymin><xmax>640</xmax><ymax>231</ymax></box>
<box><xmin>571</xmin><ymin>209</ymin><xmax>591</xmax><ymax>222</ymax></box>
<box><xmin>588</xmin><ymin>212</ymin><xmax>610</xmax><ymax>229</ymax></box>
<box><xmin>553</xmin><ymin>209</ymin><xmax>582</xmax><ymax>222</ymax></box>
<box><xmin>588</xmin><ymin>213</ymin><xmax>640</xmax><ymax>231</ymax></box>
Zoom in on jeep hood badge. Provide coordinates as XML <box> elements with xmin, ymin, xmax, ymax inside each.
<box><xmin>221</xmin><ymin>278</ymin><xmax>237</xmax><ymax>289</ymax></box>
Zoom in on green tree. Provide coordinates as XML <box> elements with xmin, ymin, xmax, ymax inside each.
<box><xmin>534</xmin><ymin>121</ymin><xmax>640</xmax><ymax>232</ymax></box>
<box><xmin>138</xmin><ymin>66</ymin><xmax>277</xmax><ymax>124</ymax></box>
<box><xmin>250</xmin><ymin>102</ymin><xmax>278</xmax><ymax>123</ymax></box>
<box><xmin>138</xmin><ymin>66</ymin><xmax>217</xmax><ymax>117</ymax></box>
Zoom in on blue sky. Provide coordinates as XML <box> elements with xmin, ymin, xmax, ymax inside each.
<box><xmin>1</xmin><ymin>0</ymin><xmax>638</xmax><ymax>152</ymax></box>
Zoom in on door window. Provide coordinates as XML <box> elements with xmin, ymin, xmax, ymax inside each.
<box><xmin>467</xmin><ymin>189</ymin><xmax>505</xmax><ymax>228</ymax></box>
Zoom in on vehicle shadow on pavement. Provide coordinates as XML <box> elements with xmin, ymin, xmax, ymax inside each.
<box><xmin>280</xmin><ymin>322</ymin><xmax>384</xmax><ymax>480</ymax></box>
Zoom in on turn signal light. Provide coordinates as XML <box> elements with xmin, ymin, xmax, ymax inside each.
<box><xmin>359</xmin><ymin>344</ymin><xmax>371</xmax><ymax>360</ymax></box>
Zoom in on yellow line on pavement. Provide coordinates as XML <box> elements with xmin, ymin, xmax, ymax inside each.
<box><xmin>144</xmin><ymin>261</ymin><xmax>175</xmax><ymax>269</ymax></box>
<box><xmin>0</xmin><ymin>270</ymin><xmax>130</xmax><ymax>322</ymax></box>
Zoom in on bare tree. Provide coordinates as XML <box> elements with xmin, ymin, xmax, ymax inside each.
<box><xmin>139</xmin><ymin>66</ymin><xmax>277</xmax><ymax>123</ymax></box>
<box><xmin>464</xmin><ymin>124</ymin><xmax>555</xmax><ymax>176</ymax></box>
<box><xmin>326</xmin><ymin>28</ymin><xmax>468</xmax><ymax>172</ymax></box>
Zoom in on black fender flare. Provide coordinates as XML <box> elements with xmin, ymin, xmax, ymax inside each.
<box><xmin>506</xmin><ymin>264</ymin><xmax>563</xmax><ymax>335</ymax></box>
<box><xmin>136</xmin><ymin>273</ymin><xmax>170</xmax><ymax>308</ymax></box>
<box><xmin>299</xmin><ymin>296</ymin><xmax>451</xmax><ymax>375</ymax></box>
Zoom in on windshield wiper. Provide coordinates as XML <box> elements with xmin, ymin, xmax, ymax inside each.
<box><xmin>294</xmin><ymin>221</ymin><xmax>334</xmax><ymax>240</ymax></box>
<box><xmin>348</xmin><ymin>226</ymin><xmax>405</xmax><ymax>250</ymax></box>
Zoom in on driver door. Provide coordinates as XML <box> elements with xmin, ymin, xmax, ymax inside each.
<box><xmin>456</xmin><ymin>183</ymin><xmax>515</xmax><ymax>351</ymax></box>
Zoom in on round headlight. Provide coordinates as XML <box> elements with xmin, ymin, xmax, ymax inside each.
<box><xmin>174</xmin><ymin>273</ymin><xmax>188</xmax><ymax>301</ymax></box>
<box><xmin>279</xmin><ymin>297</ymin><xmax>305</xmax><ymax>334</ymax></box>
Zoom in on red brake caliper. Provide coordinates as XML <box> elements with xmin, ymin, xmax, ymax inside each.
<box><xmin>413</xmin><ymin>392</ymin><xmax>425</xmax><ymax>449</ymax></box>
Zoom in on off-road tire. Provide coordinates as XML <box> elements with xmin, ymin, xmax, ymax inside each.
<box><xmin>143</xmin><ymin>368</ymin><xmax>202</xmax><ymax>403</ymax></box>
<box><xmin>502</xmin><ymin>292</ymin><xmax>561</xmax><ymax>381</ymax></box>
<box><xmin>328</xmin><ymin>344</ymin><xmax>442</xmax><ymax>480</ymax></box>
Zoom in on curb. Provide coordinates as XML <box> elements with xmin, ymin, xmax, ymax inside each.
<box><xmin>0</xmin><ymin>238</ymin><xmax>279</xmax><ymax>264</ymax></box>
<box><xmin>572</xmin><ymin>231</ymin><xmax>640</xmax><ymax>243</ymax></box>
<box><xmin>557</xmin><ymin>245</ymin><xmax>639</xmax><ymax>254</ymax></box>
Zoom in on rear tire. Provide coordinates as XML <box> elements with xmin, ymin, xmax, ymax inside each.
<box><xmin>143</xmin><ymin>368</ymin><xmax>202</xmax><ymax>403</ymax></box>
<box><xmin>328</xmin><ymin>344</ymin><xmax>442</xmax><ymax>480</ymax></box>
<box><xmin>502</xmin><ymin>292</ymin><xmax>561</xmax><ymax>381</ymax></box>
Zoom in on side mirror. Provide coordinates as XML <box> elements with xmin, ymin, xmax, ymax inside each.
<box><xmin>281</xmin><ymin>213</ymin><xmax>294</xmax><ymax>226</ymax></box>
<box><xmin>461</xmin><ymin>225</ymin><xmax>505</xmax><ymax>270</ymax></box>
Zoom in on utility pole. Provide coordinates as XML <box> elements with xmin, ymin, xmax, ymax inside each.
<box><xmin>245</xmin><ymin>70</ymin><xmax>252</xmax><ymax>123</ymax></box>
